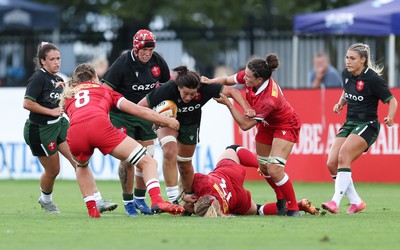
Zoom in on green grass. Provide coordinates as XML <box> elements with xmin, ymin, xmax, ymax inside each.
<box><xmin>0</xmin><ymin>180</ymin><xmax>399</xmax><ymax>250</ymax></box>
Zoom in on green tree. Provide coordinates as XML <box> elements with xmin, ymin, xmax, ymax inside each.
<box><xmin>37</xmin><ymin>0</ymin><xmax>361</xmax><ymax>68</ymax></box>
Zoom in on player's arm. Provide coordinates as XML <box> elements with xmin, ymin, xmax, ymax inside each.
<box><xmin>119</xmin><ymin>98</ymin><xmax>179</xmax><ymax>130</ymax></box>
<box><xmin>137</xmin><ymin>96</ymin><xmax>149</xmax><ymax>108</ymax></box>
<box><xmin>23</xmin><ymin>98</ymin><xmax>61</xmax><ymax>117</ymax></box>
<box><xmin>221</xmin><ymin>86</ymin><xmax>255</xmax><ymax>117</ymax></box>
<box><xmin>201</xmin><ymin>75</ymin><xmax>236</xmax><ymax>86</ymax></box>
<box><xmin>215</xmin><ymin>93</ymin><xmax>257</xmax><ymax>131</ymax></box>
<box><xmin>333</xmin><ymin>91</ymin><xmax>347</xmax><ymax>114</ymax></box>
<box><xmin>384</xmin><ymin>97</ymin><xmax>397</xmax><ymax>127</ymax></box>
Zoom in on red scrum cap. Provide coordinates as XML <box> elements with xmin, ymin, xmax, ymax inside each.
<box><xmin>133</xmin><ymin>29</ymin><xmax>156</xmax><ymax>56</ymax></box>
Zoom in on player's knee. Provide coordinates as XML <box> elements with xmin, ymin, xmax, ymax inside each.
<box><xmin>159</xmin><ymin>135</ymin><xmax>177</xmax><ymax>148</ymax></box>
<box><xmin>73</xmin><ymin>158</ymin><xmax>90</xmax><ymax>168</ymax></box>
<box><xmin>257</xmin><ymin>155</ymin><xmax>269</xmax><ymax>166</ymax></box>
<box><xmin>267</xmin><ymin>156</ymin><xmax>286</xmax><ymax>168</ymax></box>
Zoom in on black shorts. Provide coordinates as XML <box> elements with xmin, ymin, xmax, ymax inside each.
<box><xmin>110</xmin><ymin>111</ymin><xmax>157</xmax><ymax>141</ymax></box>
<box><xmin>337</xmin><ymin>120</ymin><xmax>380</xmax><ymax>150</ymax></box>
<box><xmin>177</xmin><ymin>123</ymin><xmax>200</xmax><ymax>145</ymax></box>
<box><xmin>23</xmin><ymin>117</ymin><xmax>69</xmax><ymax>156</ymax></box>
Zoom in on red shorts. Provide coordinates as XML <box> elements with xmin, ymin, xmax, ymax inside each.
<box><xmin>67</xmin><ymin>116</ymin><xmax>127</xmax><ymax>163</ymax></box>
<box><xmin>255</xmin><ymin>114</ymin><xmax>301</xmax><ymax>145</ymax></box>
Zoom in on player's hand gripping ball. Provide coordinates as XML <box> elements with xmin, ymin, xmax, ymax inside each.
<box><xmin>154</xmin><ymin>100</ymin><xmax>177</xmax><ymax>118</ymax></box>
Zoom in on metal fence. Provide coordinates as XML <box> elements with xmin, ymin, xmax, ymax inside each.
<box><xmin>0</xmin><ymin>32</ymin><xmax>398</xmax><ymax>88</ymax></box>
<box><xmin>235</xmin><ymin>34</ymin><xmax>398</xmax><ymax>88</ymax></box>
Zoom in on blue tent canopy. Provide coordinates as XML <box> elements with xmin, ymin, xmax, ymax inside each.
<box><xmin>292</xmin><ymin>0</ymin><xmax>400</xmax><ymax>87</ymax></box>
<box><xmin>0</xmin><ymin>0</ymin><xmax>59</xmax><ymax>31</ymax></box>
<box><xmin>294</xmin><ymin>0</ymin><xmax>400</xmax><ymax>36</ymax></box>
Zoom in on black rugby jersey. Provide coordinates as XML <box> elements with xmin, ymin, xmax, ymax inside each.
<box><xmin>102</xmin><ymin>50</ymin><xmax>170</xmax><ymax>108</ymax></box>
<box><xmin>24</xmin><ymin>68</ymin><xmax>64</xmax><ymax>123</ymax></box>
<box><xmin>342</xmin><ymin>68</ymin><xmax>394</xmax><ymax>122</ymax></box>
<box><xmin>146</xmin><ymin>80</ymin><xmax>224</xmax><ymax>125</ymax></box>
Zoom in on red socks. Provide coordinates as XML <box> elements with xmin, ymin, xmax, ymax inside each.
<box><xmin>146</xmin><ymin>178</ymin><xmax>164</xmax><ymax>207</ymax></box>
<box><xmin>86</xmin><ymin>200</ymin><xmax>100</xmax><ymax>218</ymax></box>
<box><xmin>278</xmin><ymin>179</ymin><xmax>298</xmax><ymax>211</ymax></box>
<box><xmin>261</xmin><ymin>203</ymin><xmax>278</xmax><ymax>215</ymax></box>
<box><xmin>265</xmin><ymin>177</ymin><xmax>285</xmax><ymax>200</ymax></box>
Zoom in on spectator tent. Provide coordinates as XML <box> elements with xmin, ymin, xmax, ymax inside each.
<box><xmin>0</xmin><ymin>0</ymin><xmax>60</xmax><ymax>86</ymax></box>
<box><xmin>293</xmin><ymin>0</ymin><xmax>400</xmax><ymax>87</ymax></box>
<box><xmin>0</xmin><ymin>0</ymin><xmax>59</xmax><ymax>30</ymax></box>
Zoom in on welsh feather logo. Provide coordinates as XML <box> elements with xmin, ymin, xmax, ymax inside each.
<box><xmin>356</xmin><ymin>80</ymin><xmax>364</xmax><ymax>91</ymax></box>
<box><xmin>48</xmin><ymin>141</ymin><xmax>56</xmax><ymax>151</ymax></box>
<box><xmin>151</xmin><ymin>66</ymin><xmax>161</xmax><ymax>77</ymax></box>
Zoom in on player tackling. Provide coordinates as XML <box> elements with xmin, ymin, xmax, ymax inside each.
<box><xmin>60</xmin><ymin>63</ymin><xmax>184</xmax><ymax>217</ymax></box>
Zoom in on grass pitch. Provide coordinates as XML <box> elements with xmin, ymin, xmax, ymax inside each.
<box><xmin>0</xmin><ymin>180</ymin><xmax>399</xmax><ymax>250</ymax></box>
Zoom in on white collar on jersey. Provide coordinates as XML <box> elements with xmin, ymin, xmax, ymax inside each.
<box><xmin>254</xmin><ymin>79</ymin><xmax>269</xmax><ymax>95</ymax></box>
<box><xmin>130</xmin><ymin>50</ymin><xmax>136</xmax><ymax>62</ymax></box>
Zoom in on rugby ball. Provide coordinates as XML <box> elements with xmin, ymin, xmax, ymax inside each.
<box><xmin>154</xmin><ymin>100</ymin><xmax>177</xmax><ymax>118</ymax></box>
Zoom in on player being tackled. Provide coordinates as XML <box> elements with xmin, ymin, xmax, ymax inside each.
<box><xmin>182</xmin><ymin>145</ymin><xmax>321</xmax><ymax>217</ymax></box>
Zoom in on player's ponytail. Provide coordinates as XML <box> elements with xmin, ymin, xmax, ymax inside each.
<box><xmin>247</xmin><ymin>53</ymin><xmax>280</xmax><ymax>81</ymax></box>
<box><xmin>348</xmin><ymin>43</ymin><xmax>383</xmax><ymax>76</ymax></box>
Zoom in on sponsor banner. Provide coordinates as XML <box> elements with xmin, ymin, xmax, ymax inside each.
<box><xmin>235</xmin><ymin>88</ymin><xmax>400</xmax><ymax>183</ymax></box>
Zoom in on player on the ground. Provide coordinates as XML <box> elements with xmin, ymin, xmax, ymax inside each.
<box><xmin>182</xmin><ymin>145</ymin><xmax>320</xmax><ymax>217</ymax></box>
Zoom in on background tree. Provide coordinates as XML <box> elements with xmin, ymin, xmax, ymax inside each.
<box><xmin>38</xmin><ymin>0</ymin><xmax>360</xmax><ymax>70</ymax></box>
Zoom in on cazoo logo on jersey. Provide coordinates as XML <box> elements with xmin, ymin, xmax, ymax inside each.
<box><xmin>132</xmin><ymin>82</ymin><xmax>157</xmax><ymax>91</ymax></box>
<box><xmin>178</xmin><ymin>104</ymin><xmax>201</xmax><ymax>113</ymax></box>
<box><xmin>50</xmin><ymin>92</ymin><xmax>62</xmax><ymax>100</ymax></box>
<box><xmin>344</xmin><ymin>92</ymin><xmax>364</xmax><ymax>102</ymax></box>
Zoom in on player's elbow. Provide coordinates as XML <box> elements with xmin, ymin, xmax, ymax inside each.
<box><xmin>22</xmin><ymin>99</ymin><xmax>32</xmax><ymax>111</ymax></box>
<box><xmin>238</xmin><ymin>122</ymin><xmax>254</xmax><ymax>131</ymax></box>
